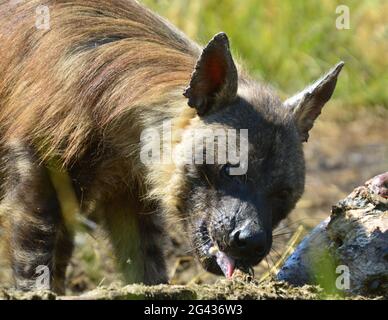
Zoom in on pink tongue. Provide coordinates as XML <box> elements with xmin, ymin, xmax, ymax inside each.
<box><xmin>215</xmin><ymin>251</ymin><xmax>235</xmax><ymax>278</ymax></box>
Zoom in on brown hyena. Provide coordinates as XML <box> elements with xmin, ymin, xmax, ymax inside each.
<box><xmin>0</xmin><ymin>0</ymin><xmax>344</xmax><ymax>293</ymax></box>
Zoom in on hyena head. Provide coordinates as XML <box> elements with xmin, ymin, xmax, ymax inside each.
<box><xmin>176</xmin><ymin>33</ymin><xmax>344</xmax><ymax>277</ymax></box>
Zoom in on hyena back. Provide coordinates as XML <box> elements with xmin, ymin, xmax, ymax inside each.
<box><xmin>0</xmin><ymin>0</ymin><xmax>343</xmax><ymax>293</ymax></box>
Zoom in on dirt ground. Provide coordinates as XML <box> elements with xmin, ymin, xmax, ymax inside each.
<box><xmin>0</xmin><ymin>105</ymin><xmax>387</xmax><ymax>296</ymax></box>
<box><xmin>0</xmin><ymin>278</ymin><xmax>356</xmax><ymax>300</ymax></box>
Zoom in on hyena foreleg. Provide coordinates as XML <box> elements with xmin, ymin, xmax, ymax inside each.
<box><xmin>2</xmin><ymin>143</ymin><xmax>73</xmax><ymax>293</ymax></box>
<box><xmin>52</xmin><ymin>222</ymin><xmax>74</xmax><ymax>293</ymax></box>
<box><xmin>137</xmin><ymin>212</ymin><xmax>168</xmax><ymax>284</ymax></box>
<box><xmin>102</xmin><ymin>197</ymin><xmax>168</xmax><ymax>285</ymax></box>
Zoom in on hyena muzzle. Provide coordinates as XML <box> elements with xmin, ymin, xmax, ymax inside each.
<box><xmin>0</xmin><ymin>0</ymin><xmax>343</xmax><ymax>293</ymax></box>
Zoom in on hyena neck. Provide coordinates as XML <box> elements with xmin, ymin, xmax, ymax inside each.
<box><xmin>137</xmin><ymin>94</ymin><xmax>198</xmax><ymax>221</ymax></box>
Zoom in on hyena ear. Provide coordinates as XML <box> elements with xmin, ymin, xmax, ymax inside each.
<box><xmin>284</xmin><ymin>62</ymin><xmax>345</xmax><ymax>142</ymax></box>
<box><xmin>184</xmin><ymin>32</ymin><xmax>238</xmax><ymax>116</ymax></box>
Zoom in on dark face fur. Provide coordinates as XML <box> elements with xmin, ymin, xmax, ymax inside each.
<box><xmin>180</xmin><ymin>33</ymin><xmax>344</xmax><ymax>276</ymax></box>
<box><xmin>181</xmin><ymin>91</ymin><xmax>304</xmax><ymax>275</ymax></box>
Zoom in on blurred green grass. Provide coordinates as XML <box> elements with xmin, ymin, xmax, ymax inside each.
<box><xmin>144</xmin><ymin>0</ymin><xmax>387</xmax><ymax>108</ymax></box>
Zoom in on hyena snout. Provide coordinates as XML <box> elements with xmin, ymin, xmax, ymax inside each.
<box><xmin>209</xmin><ymin>197</ymin><xmax>272</xmax><ymax>273</ymax></box>
<box><xmin>227</xmin><ymin>221</ymin><xmax>268</xmax><ymax>260</ymax></box>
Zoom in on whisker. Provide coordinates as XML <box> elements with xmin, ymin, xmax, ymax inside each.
<box><xmin>268</xmin><ymin>253</ymin><xmax>277</xmax><ymax>267</ymax></box>
<box><xmin>265</xmin><ymin>256</ymin><xmax>272</xmax><ymax>271</ymax></box>
<box><xmin>274</xmin><ymin>217</ymin><xmax>321</xmax><ymax>232</ymax></box>
<box><xmin>194</xmin><ymin>194</ymin><xmax>224</xmax><ymax>216</ymax></box>
<box><xmin>273</xmin><ymin>231</ymin><xmax>295</xmax><ymax>238</ymax></box>
<box><xmin>270</xmin><ymin>247</ymin><xmax>282</xmax><ymax>260</ymax></box>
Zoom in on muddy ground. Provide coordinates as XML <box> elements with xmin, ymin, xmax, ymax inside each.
<box><xmin>0</xmin><ymin>105</ymin><xmax>387</xmax><ymax>298</ymax></box>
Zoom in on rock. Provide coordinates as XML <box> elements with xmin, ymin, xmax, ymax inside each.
<box><xmin>277</xmin><ymin>172</ymin><xmax>388</xmax><ymax>297</ymax></box>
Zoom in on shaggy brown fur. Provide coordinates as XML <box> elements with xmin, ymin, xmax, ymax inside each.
<box><xmin>0</xmin><ymin>0</ymin><xmax>204</xmax><ymax>293</ymax></box>
<box><xmin>0</xmin><ymin>0</ymin><xmax>200</xmax><ymax>164</ymax></box>
<box><xmin>0</xmin><ymin>0</ymin><xmax>343</xmax><ymax>293</ymax></box>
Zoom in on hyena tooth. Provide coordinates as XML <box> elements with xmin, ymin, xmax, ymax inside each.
<box><xmin>208</xmin><ymin>246</ymin><xmax>219</xmax><ymax>256</ymax></box>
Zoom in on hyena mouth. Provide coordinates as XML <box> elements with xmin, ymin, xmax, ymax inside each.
<box><xmin>195</xmin><ymin>221</ymin><xmax>236</xmax><ymax>278</ymax></box>
<box><xmin>208</xmin><ymin>245</ymin><xmax>236</xmax><ymax>278</ymax></box>
<box><xmin>207</xmin><ymin>244</ymin><xmax>266</xmax><ymax>278</ymax></box>
<box><xmin>197</xmin><ymin>222</ymin><xmax>268</xmax><ymax>278</ymax></box>
<box><xmin>197</xmin><ymin>238</ymin><xmax>236</xmax><ymax>278</ymax></box>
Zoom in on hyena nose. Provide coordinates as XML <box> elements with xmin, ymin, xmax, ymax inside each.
<box><xmin>229</xmin><ymin>226</ymin><xmax>267</xmax><ymax>258</ymax></box>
